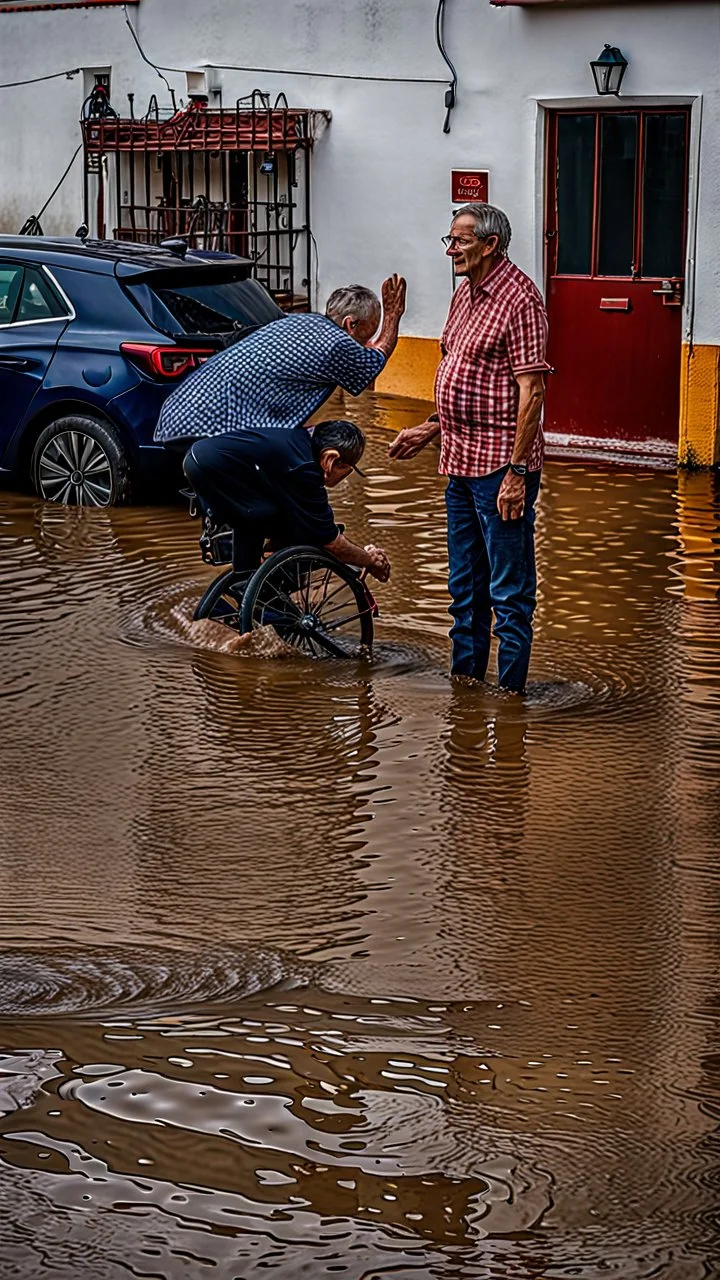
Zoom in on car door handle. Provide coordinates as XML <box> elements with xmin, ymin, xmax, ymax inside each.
<box><xmin>0</xmin><ymin>355</ymin><xmax>33</xmax><ymax>370</ymax></box>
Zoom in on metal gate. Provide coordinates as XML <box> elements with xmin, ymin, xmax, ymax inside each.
<box><xmin>81</xmin><ymin>89</ymin><xmax>325</xmax><ymax>311</ymax></box>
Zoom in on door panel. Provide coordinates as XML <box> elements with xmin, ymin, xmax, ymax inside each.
<box><xmin>544</xmin><ymin>108</ymin><xmax>690</xmax><ymax>449</ymax></box>
<box><xmin>555</xmin><ymin>114</ymin><xmax>595</xmax><ymax>276</ymax></box>
<box><xmin>641</xmin><ymin>113</ymin><xmax>687</xmax><ymax>278</ymax></box>
<box><xmin>0</xmin><ymin>264</ymin><xmax>70</xmax><ymax>469</ymax></box>
<box><xmin>597</xmin><ymin>114</ymin><xmax>637</xmax><ymax>277</ymax></box>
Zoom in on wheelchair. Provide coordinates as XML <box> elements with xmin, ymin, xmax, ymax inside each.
<box><xmin>186</xmin><ymin>491</ymin><xmax>378</xmax><ymax>659</ymax></box>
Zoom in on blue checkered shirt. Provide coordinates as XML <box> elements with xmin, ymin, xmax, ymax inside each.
<box><xmin>154</xmin><ymin>313</ymin><xmax>386</xmax><ymax>443</ymax></box>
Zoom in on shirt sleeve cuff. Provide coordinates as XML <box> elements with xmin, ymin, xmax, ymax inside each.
<box><xmin>511</xmin><ymin>360</ymin><xmax>554</xmax><ymax>376</ymax></box>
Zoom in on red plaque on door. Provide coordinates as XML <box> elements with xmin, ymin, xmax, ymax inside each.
<box><xmin>451</xmin><ymin>169</ymin><xmax>489</xmax><ymax>205</ymax></box>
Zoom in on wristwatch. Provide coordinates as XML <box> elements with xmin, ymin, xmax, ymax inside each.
<box><xmin>509</xmin><ymin>461</ymin><xmax>528</xmax><ymax>476</ymax></box>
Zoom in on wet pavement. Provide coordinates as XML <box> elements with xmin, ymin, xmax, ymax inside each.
<box><xmin>1</xmin><ymin>392</ymin><xmax>719</xmax><ymax>1280</ymax></box>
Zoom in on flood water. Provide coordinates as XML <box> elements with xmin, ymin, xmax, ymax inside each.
<box><xmin>1</xmin><ymin>393</ymin><xmax>720</xmax><ymax>1280</ymax></box>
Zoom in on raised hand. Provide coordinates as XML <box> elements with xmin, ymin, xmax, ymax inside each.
<box><xmin>381</xmin><ymin>274</ymin><xmax>407</xmax><ymax>319</ymax></box>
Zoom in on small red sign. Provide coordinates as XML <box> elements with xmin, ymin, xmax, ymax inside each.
<box><xmin>451</xmin><ymin>169</ymin><xmax>489</xmax><ymax>205</ymax></box>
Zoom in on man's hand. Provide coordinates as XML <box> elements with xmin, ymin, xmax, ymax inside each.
<box><xmin>388</xmin><ymin>418</ymin><xmax>441</xmax><ymax>460</ymax></box>
<box><xmin>497</xmin><ymin>469</ymin><xmax>526</xmax><ymax>521</ymax></box>
<box><xmin>381</xmin><ymin>274</ymin><xmax>407</xmax><ymax>320</ymax></box>
<box><xmin>324</xmin><ymin>532</ymin><xmax>390</xmax><ymax>581</ymax></box>
<box><xmin>364</xmin><ymin>544</ymin><xmax>391</xmax><ymax>582</ymax></box>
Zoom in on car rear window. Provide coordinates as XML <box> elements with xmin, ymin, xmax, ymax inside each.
<box><xmin>128</xmin><ymin>273</ymin><xmax>284</xmax><ymax>338</ymax></box>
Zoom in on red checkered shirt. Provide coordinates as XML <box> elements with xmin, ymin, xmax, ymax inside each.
<box><xmin>435</xmin><ymin>257</ymin><xmax>551</xmax><ymax>477</ymax></box>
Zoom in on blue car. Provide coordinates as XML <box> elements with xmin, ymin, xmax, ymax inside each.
<box><xmin>0</xmin><ymin>237</ymin><xmax>283</xmax><ymax>505</ymax></box>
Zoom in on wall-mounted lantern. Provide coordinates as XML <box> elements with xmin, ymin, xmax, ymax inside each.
<box><xmin>590</xmin><ymin>45</ymin><xmax>628</xmax><ymax>97</ymax></box>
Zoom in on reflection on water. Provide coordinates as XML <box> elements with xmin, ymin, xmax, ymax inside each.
<box><xmin>1</xmin><ymin>391</ymin><xmax>720</xmax><ymax>1278</ymax></box>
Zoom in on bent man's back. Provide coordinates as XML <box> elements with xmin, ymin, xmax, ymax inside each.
<box><xmin>184</xmin><ymin>427</ymin><xmax>339</xmax><ymax>556</ymax></box>
<box><xmin>155</xmin><ymin>313</ymin><xmax>385</xmax><ymax>444</ymax></box>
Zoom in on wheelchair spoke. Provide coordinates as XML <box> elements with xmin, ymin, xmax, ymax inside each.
<box><xmin>321</xmin><ymin>609</ymin><xmax>369</xmax><ymax>632</ymax></box>
<box><xmin>257</xmin><ymin>581</ymin><xmax>303</xmax><ymax>621</ymax></box>
<box><xmin>310</xmin><ymin>576</ymin><xmax>350</xmax><ymax>612</ymax></box>
<box><xmin>306</xmin><ymin>626</ymin><xmax>357</xmax><ymax>659</ymax></box>
<box><xmin>307</xmin><ymin>567</ymin><xmax>332</xmax><ymax>611</ymax></box>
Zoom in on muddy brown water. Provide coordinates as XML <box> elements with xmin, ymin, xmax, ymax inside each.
<box><xmin>1</xmin><ymin>393</ymin><xmax>720</xmax><ymax>1280</ymax></box>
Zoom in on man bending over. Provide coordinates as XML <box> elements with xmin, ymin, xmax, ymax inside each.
<box><xmin>184</xmin><ymin>420</ymin><xmax>391</xmax><ymax>597</ymax></box>
<box><xmin>154</xmin><ymin>277</ymin><xmax>406</xmax><ymax>449</ymax></box>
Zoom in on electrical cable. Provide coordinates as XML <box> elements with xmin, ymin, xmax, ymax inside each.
<box><xmin>81</xmin><ymin>84</ymin><xmax>118</xmax><ymax>121</ymax></box>
<box><xmin>18</xmin><ymin>141</ymin><xmax>83</xmax><ymax>235</ymax></box>
<box><xmin>186</xmin><ymin>62</ymin><xmax>447</xmax><ymax>85</ymax></box>
<box><xmin>123</xmin><ymin>3</ymin><xmax>177</xmax><ymax>110</ymax></box>
<box><xmin>308</xmin><ymin>228</ymin><xmax>320</xmax><ymax>311</ymax></box>
<box><xmin>0</xmin><ymin>67</ymin><xmax>79</xmax><ymax>90</ymax></box>
<box><xmin>119</xmin><ymin>4</ymin><xmax>452</xmax><ymax>131</ymax></box>
<box><xmin>435</xmin><ymin>0</ymin><xmax>458</xmax><ymax>133</ymax></box>
<box><xmin>117</xmin><ymin>11</ymin><xmax>445</xmax><ymax>86</ymax></box>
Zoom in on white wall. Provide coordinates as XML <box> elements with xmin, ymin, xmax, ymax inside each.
<box><xmin>0</xmin><ymin>0</ymin><xmax>718</xmax><ymax>343</ymax></box>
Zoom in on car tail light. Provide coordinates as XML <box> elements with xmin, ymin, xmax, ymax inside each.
<box><xmin>120</xmin><ymin>342</ymin><xmax>215</xmax><ymax>381</ymax></box>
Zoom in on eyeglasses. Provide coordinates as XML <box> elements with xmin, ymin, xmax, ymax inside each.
<box><xmin>441</xmin><ymin>233</ymin><xmax>498</xmax><ymax>250</ymax></box>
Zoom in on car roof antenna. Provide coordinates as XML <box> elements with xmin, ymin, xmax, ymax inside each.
<box><xmin>75</xmin><ymin>222</ymin><xmax>89</xmax><ymax>240</ymax></box>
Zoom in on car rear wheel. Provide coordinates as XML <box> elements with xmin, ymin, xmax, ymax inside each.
<box><xmin>31</xmin><ymin>416</ymin><xmax>131</xmax><ymax>507</ymax></box>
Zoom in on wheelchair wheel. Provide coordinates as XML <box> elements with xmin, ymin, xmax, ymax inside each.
<box><xmin>241</xmin><ymin>546</ymin><xmax>375</xmax><ymax>658</ymax></box>
<box><xmin>193</xmin><ymin>569</ymin><xmax>247</xmax><ymax>630</ymax></box>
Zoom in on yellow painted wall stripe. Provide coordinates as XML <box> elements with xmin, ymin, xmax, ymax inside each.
<box><xmin>679</xmin><ymin>343</ymin><xmax>720</xmax><ymax>469</ymax></box>
<box><xmin>376</xmin><ymin>335</ymin><xmax>440</xmax><ymax>403</ymax></box>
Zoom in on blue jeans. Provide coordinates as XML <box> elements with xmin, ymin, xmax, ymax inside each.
<box><xmin>445</xmin><ymin>467</ymin><xmax>541</xmax><ymax>692</ymax></box>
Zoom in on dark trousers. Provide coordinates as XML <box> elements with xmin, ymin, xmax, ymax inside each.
<box><xmin>445</xmin><ymin>467</ymin><xmax>541</xmax><ymax>692</ymax></box>
<box><xmin>183</xmin><ymin>437</ymin><xmax>275</xmax><ymax>575</ymax></box>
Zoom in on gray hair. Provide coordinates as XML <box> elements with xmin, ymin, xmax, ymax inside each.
<box><xmin>452</xmin><ymin>203</ymin><xmax>512</xmax><ymax>256</ymax></box>
<box><xmin>325</xmin><ymin>284</ymin><xmax>381</xmax><ymax>326</ymax></box>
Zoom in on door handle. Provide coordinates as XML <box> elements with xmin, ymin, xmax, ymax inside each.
<box><xmin>0</xmin><ymin>355</ymin><xmax>32</xmax><ymax>370</ymax></box>
<box><xmin>652</xmin><ymin>279</ymin><xmax>684</xmax><ymax>305</ymax></box>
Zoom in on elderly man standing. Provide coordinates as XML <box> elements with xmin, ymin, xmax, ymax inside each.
<box><xmin>389</xmin><ymin>204</ymin><xmax>550</xmax><ymax>693</ymax></box>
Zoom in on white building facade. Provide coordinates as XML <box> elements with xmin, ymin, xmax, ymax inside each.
<box><xmin>1</xmin><ymin>0</ymin><xmax>718</xmax><ymax>465</ymax></box>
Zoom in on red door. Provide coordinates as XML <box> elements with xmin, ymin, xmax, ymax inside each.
<box><xmin>544</xmin><ymin>108</ymin><xmax>690</xmax><ymax>453</ymax></box>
